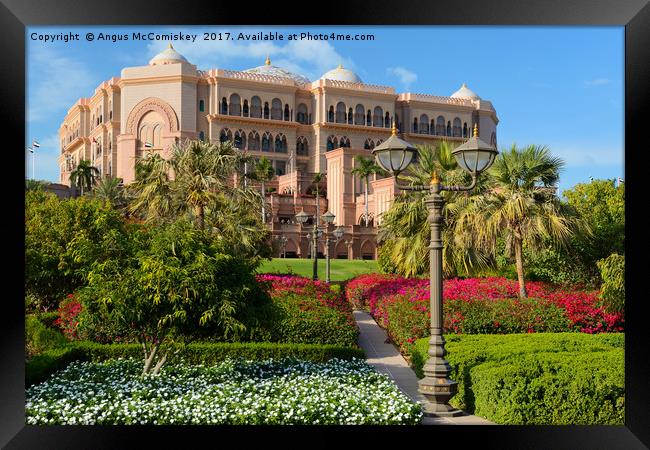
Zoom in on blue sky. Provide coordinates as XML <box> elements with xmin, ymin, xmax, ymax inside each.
<box><xmin>26</xmin><ymin>26</ymin><xmax>624</xmax><ymax>195</ymax></box>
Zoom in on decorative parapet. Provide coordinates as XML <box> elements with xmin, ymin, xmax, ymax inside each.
<box><xmin>206</xmin><ymin>68</ymin><xmax>304</xmax><ymax>87</ymax></box>
<box><xmin>314</xmin><ymin>78</ymin><xmax>395</xmax><ymax>94</ymax></box>
<box><xmin>397</xmin><ymin>92</ymin><xmax>474</xmax><ymax>107</ymax></box>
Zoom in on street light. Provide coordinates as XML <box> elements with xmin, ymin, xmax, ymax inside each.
<box><xmin>276</xmin><ymin>235</ymin><xmax>288</xmax><ymax>258</ymax></box>
<box><xmin>295</xmin><ymin>210</ymin><xmax>320</xmax><ymax>280</ymax></box>
<box><xmin>320</xmin><ymin>211</ymin><xmax>338</xmax><ymax>283</ymax></box>
<box><xmin>372</xmin><ymin>122</ymin><xmax>497</xmax><ymax>417</ymax></box>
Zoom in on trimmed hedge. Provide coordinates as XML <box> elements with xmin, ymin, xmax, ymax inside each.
<box><xmin>410</xmin><ymin>333</ymin><xmax>624</xmax><ymax>425</ymax></box>
<box><xmin>25</xmin><ymin>314</ymin><xmax>68</xmax><ymax>359</ymax></box>
<box><xmin>26</xmin><ymin>341</ymin><xmax>365</xmax><ymax>388</ymax></box>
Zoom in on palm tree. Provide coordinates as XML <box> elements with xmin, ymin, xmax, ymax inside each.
<box><xmin>69</xmin><ymin>160</ymin><xmax>99</xmax><ymax>196</ymax></box>
<box><xmin>378</xmin><ymin>142</ymin><xmax>490</xmax><ymax>277</ymax></box>
<box><xmin>311</xmin><ymin>172</ymin><xmax>325</xmax><ymax>223</ymax></box>
<box><xmin>250</xmin><ymin>157</ymin><xmax>275</xmax><ymax>223</ymax></box>
<box><xmin>351</xmin><ymin>156</ymin><xmax>385</xmax><ymax>227</ymax></box>
<box><xmin>129</xmin><ymin>139</ymin><xmax>237</xmax><ymax>230</ymax></box>
<box><xmin>92</xmin><ymin>176</ymin><xmax>126</xmax><ymax>208</ymax></box>
<box><xmin>458</xmin><ymin>144</ymin><xmax>583</xmax><ymax>298</ymax></box>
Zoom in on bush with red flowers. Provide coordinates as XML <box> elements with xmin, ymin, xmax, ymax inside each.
<box><xmin>53</xmin><ymin>294</ymin><xmax>83</xmax><ymax>340</ymax></box>
<box><xmin>346</xmin><ymin>275</ymin><xmax>624</xmax><ymax>353</ymax></box>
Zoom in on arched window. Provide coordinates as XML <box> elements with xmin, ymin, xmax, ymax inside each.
<box><xmin>463</xmin><ymin>122</ymin><xmax>468</xmax><ymax>138</ymax></box>
<box><xmin>372</xmin><ymin>106</ymin><xmax>383</xmax><ymax>127</ymax></box>
<box><xmin>385</xmin><ymin>112</ymin><xmax>391</xmax><ymax>128</ymax></box>
<box><xmin>262</xmin><ymin>132</ymin><xmax>272</xmax><ymax>151</ymax></box>
<box><xmin>242</xmin><ymin>100</ymin><xmax>249</xmax><ymax>117</ymax></box>
<box><xmin>366</xmin><ymin>110</ymin><xmax>372</xmax><ymax>126</ymax></box>
<box><xmin>263</xmin><ymin>102</ymin><xmax>270</xmax><ymax>120</ymax></box>
<box><xmin>327</xmin><ymin>136</ymin><xmax>338</xmax><ymax>151</ymax></box>
<box><xmin>376</xmin><ymin>139</ymin><xmax>383</xmax><ymax>146</ymax></box>
<box><xmin>491</xmin><ymin>132</ymin><xmax>497</xmax><ymax>147</ymax></box>
<box><xmin>431</xmin><ymin>119</ymin><xmax>436</xmax><ymax>135</ymax></box>
<box><xmin>413</xmin><ymin>118</ymin><xmax>418</xmax><ymax>133</ymax></box>
<box><xmin>420</xmin><ymin>114</ymin><xmax>429</xmax><ymax>134</ymax></box>
<box><xmin>436</xmin><ymin>116</ymin><xmax>445</xmax><ymax>135</ymax></box>
<box><xmin>248</xmin><ymin>131</ymin><xmax>260</xmax><ymax>150</ymax></box>
<box><xmin>275</xmin><ymin>133</ymin><xmax>287</xmax><ymax>153</ymax></box>
<box><xmin>220</xmin><ymin>128</ymin><xmax>232</xmax><ymax>144</ymax></box>
<box><xmin>251</xmin><ymin>97</ymin><xmax>262</xmax><ymax>118</ymax></box>
<box><xmin>297</xmin><ymin>104</ymin><xmax>308</xmax><ymax>124</ymax></box>
<box><xmin>453</xmin><ymin>118</ymin><xmax>462</xmax><ymax>137</ymax></box>
<box><xmin>335</xmin><ymin>102</ymin><xmax>346</xmax><ymax>123</ymax></box>
<box><xmin>271</xmin><ymin>98</ymin><xmax>282</xmax><ymax>120</ymax></box>
<box><xmin>363</xmin><ymin>139</ymin><xmax>375</xmax><ymax>150</ymax></box>
<box><xmin>198</xmin><ymin>131</ymin><xmax>205</xmax><ymax>141</ymax></box>
<box><xmin>347</xmin><ymin>107</ymin><xmax>353</xmax><ymax>124</ymax></box>
<box><xmin>446</xmin><ymin>121</ymin><xmax>452</xmax><ymax>136</ymax></box>
<box><xmin>340</xmin><ymin>136</ymin><xmax>350</xmax><ymax>148</ymax></box>
<box><xmin>328</xmin><ymin>106</ymin><xmax>335</xmax><ymax>122</ymax></box>
<box><xmin>221</xmin><ymin>97</ymin><xmax>228</xmax><ymax>115</ymax></box>
<box><xmin>296</xmin><ymin>137</ymin><xmax>309</xmax><ymax>156</ymax></box>
<box><xmin>199</xmin><ymin>99</ymin><xmax>205</xmax><ymax>112</ymax></box>
<box><xmin>234</xmin><ymin>130</ymin><xmax>246</xmax><ymax>149</ymax></box>
<box><xmin>355</xmin><ymin>104</ymin><xmax>365</xmax><ymax>125</ymax></box>
<box><xmin>284</xmin><ymin>104</ymin><xmax>290</xmax><ymax>121</ymax></box>
<box><xmin>229</xmin><ymin>94</ymin><xmax>241</xmax><ymax>116</ymax></box>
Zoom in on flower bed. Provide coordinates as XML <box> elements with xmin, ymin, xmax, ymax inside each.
<box><xmin>346</xmin><ymin>276</ymin><xmax>624</xmax><ymax>352</ymax></box>
<box><xmin>26</xmin><ymin>357</ymin><xmax>422</xmax><ymax>425</ymax></box>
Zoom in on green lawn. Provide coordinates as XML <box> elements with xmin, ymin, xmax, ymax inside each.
<box><xmin>258</xmin><ymin>258</ymin><xmax>378</xmax><ymax>281</ymax></box>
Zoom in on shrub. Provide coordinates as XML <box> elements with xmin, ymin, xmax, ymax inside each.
<box><xmin>25</xmin><ymin>190</ymin><xmax>130</xmax><ymax>310</ymax></box>
<box><xmin>597</xmin><ymin>253</ymin><xmax>625</xmax><ymax>314</ymax></box>
<box><xmin>410</xmin><ymin>333</ymin><xmax>624</xmax><ymax>424</ymax></box>
<box><xmin>25</xmin><ymin>341</ymin><xmax>366</xmax><ymax>387</ymax></box>
<box><xmin>53</xmin><ymin>294</ymin><xmax>83</xmax><ymax>340</ymax></box>
<box><xmin>25</xmin><ymin>315</ymin><xmax>68</xmax><ymax>359</ymax></box>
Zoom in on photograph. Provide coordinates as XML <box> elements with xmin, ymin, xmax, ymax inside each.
<box><xmin>2</xmin><ymin>2</ymin><xmax>647</xmax><ymax>447</ymax></box>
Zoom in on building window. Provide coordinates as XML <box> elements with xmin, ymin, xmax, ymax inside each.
<box><xmin>199</xmin><ymin>131</ymin><xmax>205</xmax><ymax>141</ymax></box>
<box><xmin>327</xmin><ymin>136</ymin><xmax>337</xmax><ymax>151</ymax></box>
<box><xmin>348</xmin><ymin>108</ymin><xmax>353</xmax><ymax>124</ymax></box>
<box><xmin>248</xmin><ymin>131</ymin><xmax>260</xmax><ymax>150</ymax></box>
<box><xmin>413</xmin><ymin>118</ymin><xmax>418</xmax><ymax>133</ymax></box>
<box><xmin>251</xmin><ymin>97</ymin><xmax>261</xmax><ymax>118</ymax></box>
<box><xmin>355</xmin><ymin>104</ymin><xmax>365</xmax><ymax>125</ymax></box>
<box><xmin>328</xmin><ymin>106</ymin><xmax>335</xmax><ymax>123</ymax></box>
<box><xmin>335</xmin><ymin>102</ymin><xmax>346</xmax><ymax>124</ymax></box>
<box><xmin>243</xmin><ymin>100</ymin><xmax>249</xmax><ymax>117</ymax></box>
<box><xmin>271</xmin><ymin>99</ymin><xmax>282</xmax><ymax>120</ymax></box>
<box><xmin>221</xmin><ymin>97</ymin><xmax>228</xmax><ymax>115</ymax></box>
<box><xmin>366</xmin><ymin>110</ymin><xmax>372</xmax><ymax>126</ymax></box>
<box><xmin>446</xmin><ymin>121</ymin><xmax>452</xmax><ymax>136</ymax></box>
<box><xmin>199</xmin><ymin>100</ymin><xmax>205</xmax><ymax>112</ymax></box>
<box><xmin>373</xmin><ymin>107</ymin><xmax>383</xmax><ymax>127</ymax></box>
<box><xmin>284</xmin><ymin>104</ymin><xmax>290</xmax><ymax>121</ymax></box>
<box><xmin>463</xmin><ymin>122</ymin><xmax>468</xmax><ymax>138</ymax></box>
<box><xmin>275</xmin><ymin>160</ymin><xmax>286</xmax><ymax>176</ymax></box>
<box><xmin>262</xmin><ymin>132</ymin><xmax>272</xmax><ymax>151</ymax></box>
<box><xmin>229</xmin><ymin>94</ymin><xmax>241</xmax><ymax>116</ymax></box>
<box><xmin>264</xmin><ymin>102</ymin><xmax>270</xmax><ymax>119</ymax></box>
<box><xmin>296</xmin><ymin>137</ymin><xmax>309</xmax><ymax>156</ymax></box>
<box><xmin>297</xmin><ymin>103</ymin><xmax>308</xmax><ymax>124</ymax></box>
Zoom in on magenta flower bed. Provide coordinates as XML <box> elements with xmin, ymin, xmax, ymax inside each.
<box><xmin>346</xmin><ymin>275</ymin><xmax>624</xmax><ymax>352</ymax></box>
<box><xmin>255</xmin><ymin>274</ymin><xmax>351</xmax><ymax>314</ymax></box>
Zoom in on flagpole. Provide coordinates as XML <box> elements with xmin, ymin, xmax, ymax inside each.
<box><xmin>32</xmin><ymin>150</ymin><xmax>35</xmax><ymax>179</ymax></box>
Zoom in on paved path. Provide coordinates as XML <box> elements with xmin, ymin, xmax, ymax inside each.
<box><xmin>353</xmin><ymin>310</ymin><xmax>494</xmax><ymax>425</ymax></box>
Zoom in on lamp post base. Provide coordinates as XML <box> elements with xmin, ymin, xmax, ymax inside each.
<box><xmin>418</xmin><ymin>377</ymin><xmax>463</xmax><ymax>417</ymax></box>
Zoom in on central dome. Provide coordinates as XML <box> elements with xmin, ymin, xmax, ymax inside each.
<box><xmin>243</xmin><ymin>57</ymin><xmax>311</xmax><ymax>84</ymax></box>
<box><xmin>321</xmin><ymin>64</ymin><xmax>362</xmax><ymax>83</ymax></box>
<box><xmin>450</xmin><ymin>83</ymin><xmax>480</xmax><ymax>100</ymax></box>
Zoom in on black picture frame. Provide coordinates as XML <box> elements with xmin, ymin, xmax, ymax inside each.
<box><xmin>2</xmin><ymin>0</ymin><xmax>648</xmax><ymax>447</ymax></box>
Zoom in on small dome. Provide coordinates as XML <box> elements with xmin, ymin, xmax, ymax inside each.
<box><xmin>450</xmin><ymin>83</ymin><xmax>480</xmax><ymax>100</ymax></box>
<box><xmin>149</xmin><ymin>43</ymin><xmax>189</xmax><ymax>65</ymax></box>
<box><xmin>321</xmin><ymin>64</ymin><xmax>363</xmax><ymax>83</ymax></box>
<box><xmin>243</xmin><ymin>57</ymin><xmax>311</xmax><ymax>84</ymax></box>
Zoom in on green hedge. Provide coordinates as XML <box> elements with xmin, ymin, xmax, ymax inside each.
<box><xmin>25</xmin><ymin>314</ymin><xmax>68</xmax><ymax>359</ymax></box>
<box><xmin>411</xmin><ymin>333</ymin><xmax>624</xmax><ymax>425</ymax></box>
<box><xmin>26</xmin><ymin>341</ymin><xmax>365</xmax><ymax>387</ymax></box>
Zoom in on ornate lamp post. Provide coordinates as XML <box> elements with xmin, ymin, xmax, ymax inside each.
<box><xmin>372</xmin><ymin>122</ymin><xmax>497</xmax><ymax>417</ymax></box>
<box><xmin>321</xmin><ymin>211</ymin><xmax>336</xmax><ymax>283</ymax></box>
<box><xmin>276</xmin><ymin>235</ymin><xmax>288</xmax><ymax>258</ymax></box>
<box><xmin>295</xmin><ymin>210</ymin><xmax>320</xmax><ymax>280</ymax></box>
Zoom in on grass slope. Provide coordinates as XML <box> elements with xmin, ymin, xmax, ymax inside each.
<box><xmin>258</xmin><ymin>258</ymin><xmax>378</xmax><ymax>281</ymax></box>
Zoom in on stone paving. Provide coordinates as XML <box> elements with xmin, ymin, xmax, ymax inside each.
<box><xmin>353</xmin><ymin>310</ymin><xmax>494</xmax><ymax>425</ymax></box>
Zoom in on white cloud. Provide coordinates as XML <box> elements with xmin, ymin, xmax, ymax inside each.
<box><xmin>584</xmin><ymin>78</ymin><xmax>611</xmax><ymax>87</ymax></box>
<box><xmin>386</xmin><ymin>66</ymin><xmax>417</xmax><ymax>89</ymax></box>
<box><xmin>27</xmin><ymin>46</ymin><xmax>96</xmax><ymax>123</ymax></box>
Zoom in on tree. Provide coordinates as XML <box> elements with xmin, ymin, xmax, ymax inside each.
<box><xmin>459</xmin><ymin>144</ymin><xmax>583</xmax><ymax>298</ymax></box>
<box><xmin>69</xmin><ymin>160</ymin><xmax>100</xmax><ymax>196</ymax></box>
<box><xmin>78</xmin><ymin>220</ymin><xmax>263</xmax><ymax>376</ymax></box>
<box><xmin>378</xmin><ymin>142</ymin><xmax>490</xmax><ymax>277</ymax></box>
<box><xmin>129</xmin><ymin>140</ymin><xmax>237</xmax><ymax>230</ymax></box>
<box><xmin>351</xmin><ymin>156</ymin><xmax>385</xmax><ymax>227</ymax></box>
<box><xmin>25</xmin><ymin>190</ymin><xmax>129</xmax><ymax>310</ymax></box>
<box><xmin>92</xmin><ymin>176</ymin><xmax>126</xmax><ymax>209</ymax></box>
<box><xmin>250</xmin><ymin>157</ymin><xmax>274</xmax><ymax>223</ymax></box>
<box><xmin>562</xmin><ymin>179</ymin><xmax>624</xmax><ymax>282</ymax></box>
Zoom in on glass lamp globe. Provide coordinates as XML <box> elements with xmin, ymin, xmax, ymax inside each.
<box><xmin>295</xmin><ymin>210</ymin><xmax>310</xmax><ymax>224</ymax></box>
<box><xmin>371</xmin><ymin>122</ymin><xmax>418</xmax><ymax>176</ymax></box>
<box><xmin>452</xmin><ymin>124</ymin><xmax>498</xmax><ymax>174</ymax></box>
<box><xmin>321</xmin><ymin>211</ymin><xmax>336</xmax><ymax>224</ymax></box>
